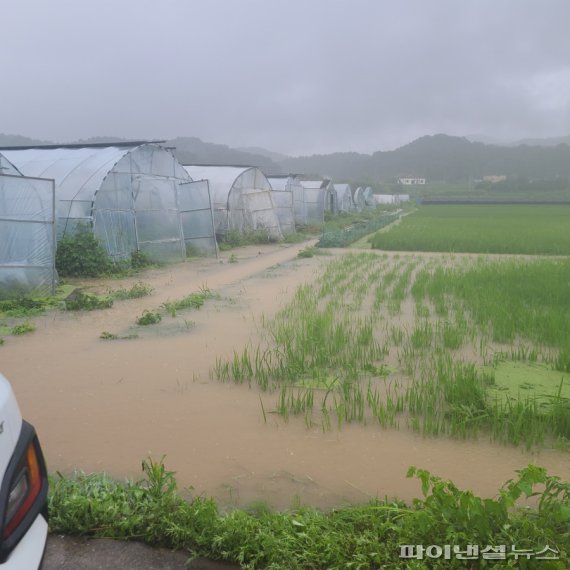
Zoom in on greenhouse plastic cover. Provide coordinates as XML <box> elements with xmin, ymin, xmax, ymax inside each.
<box><xmin>334</xmin><ymin>183</ymin><xmax>354</xmax><ymax>213</ymax></box>
<box><xmin>183</xmin><ymin>166</ymin><xmax>282</xmax><ymax>239</ymax></box>
<box><xmin>267</xmin><ymin>177</ymin><xmax>295</xmax><ymax>234</ymax></box>
<box><xmin>4</xmin><ymin>144</ymin><xmax>196</xmax><ymax>262</ymax></box>
<box><xmin>0</xmin><ymin>173</ymin><xmax>56</xmax><ymax>299</ymax></box>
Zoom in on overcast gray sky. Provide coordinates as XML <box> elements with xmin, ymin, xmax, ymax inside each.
<box><xmin>2</xmin><ymin>0</ymin><xmax>570</xmax><ymax>155</ymax></box>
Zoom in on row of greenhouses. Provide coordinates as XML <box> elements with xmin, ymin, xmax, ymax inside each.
<box><xmin>0</xmin><ymin>142</ymin><xmax>377</xmax><ymax>298</ymax></box>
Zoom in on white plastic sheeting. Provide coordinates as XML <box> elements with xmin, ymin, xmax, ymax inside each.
<box><xmin>321</xmin><ymin>180</ymin><xmax>338</xmax><ymax>214</ymax></box>
<box><xmin>373</xmin><ymin>194</ymin><xmax>397</xmax><ymax>205</ymax></box>
<box><xmin>352</xmin><ymin>187</ymin><xmax>365</xmax><ymax>211</ymax></box>
<box><xmin>267</xmin><ymin>177</ymin><xmax>295</xmax><ymax>234</ymax></box>
<box><xmin>177</xmin><ymin>179</ymin><xmax>218</xmax><ymax>255</ymax></box>
<box><xmin>363</xmin><ymin>186</ymin><xmax>375</xmax><ymax>207</ymax></box>
<box><xmin>2</xmin><ymin>144</ymin><xmax>202</xmax><ymax>262</ymax></box>
<box><xmin>297</xmin><ymin>180</ymin><xmax>326</xmax><ymax>225</ymax></box>
<box><xmin>182</xmin><ymin>166</ymin><xmax>282</xmax><ymax>239</ymax></box>
<box><xmin>0</xmin><ymin>155</ymin><xmax>21</xmax><ymax>176</ymax></box>
<box><xmin>334</xmin><ymin>183</ymin><xmax>354</xmax><ymax>213</ymax></box>
<box><xmin>0</xmin><ymin>172</ymin><xmax>56</xmax><ymax>299</ymax></box>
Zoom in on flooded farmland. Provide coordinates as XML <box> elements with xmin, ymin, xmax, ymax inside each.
<box><xmin>1</xmin><ymin>243</ymin><xmax>568</xmax><ymax>510</ymax></box>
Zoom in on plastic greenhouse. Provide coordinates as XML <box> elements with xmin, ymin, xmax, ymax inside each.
<box><xmin>0</xmin><ymin>153</ymin><xmax>56</xmax><ymax>299</ymax></box>
<box><xmin>2</xmin><ymin>143</ymin><xmax>216</xmax><ymax>262</ymax></box>
<box><xmin>176</xmin><ymin>178</ymin><xmax>218</xmax><ymax>256</ymax></box>
<box><xmin>352</xmin><ymin>186</ymin><xmax>365</xmax><ymax>211</ymax></box>
<box><xmin>322</xmin><ymin>179</ymin><xmax>338</xmax><ymax>214</ymax></box>
<box><xmin>363</xmin><ymin>186</ymin><xmax>375</xmax><ymax>208</ymax></box>
<box><xmin>266</xmin><ymin>177</ymin><xmax>295</xmax><ymax>234</ymax></box>
<box><xmin>334</xmin><ymin>183</ymin><xmax>354</xmax><ymax>213</ymax></box>
<box><xmin>182</xmin><ymin>166</ymin><xmax>282</xmax><ymax>239</ymax></box>
<box><xmin>297</xmin><ymin>180</ymin><xmax>327</xmax><ymax>225</ymax></box>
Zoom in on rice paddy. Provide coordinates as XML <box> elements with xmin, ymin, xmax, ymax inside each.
<box><xmin>371</xmin><ymin>205</ymin><xmax>570</xmax><ymax>255</ymax></box>
<box><xmin>212</xmin><ymin>252</ymin><xmax>570</xmax><ymax>449</ymax></box>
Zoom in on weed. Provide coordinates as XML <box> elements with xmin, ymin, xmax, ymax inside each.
<box><xmin>99</xmin><ymin>331</ymin><xmax>118</xmax><ymax>340</ymax></box>
<box><xmin>47</xmin><ymin>459</ymin><xmax>570</xmax><ymax>569</ymax></box>
<box><xmin>136</xmin><ymin>310</ymin><xmax>162</xmax><ymax>326</ymax></box>
<box><xmin>161</xmin><ymin>287</ymin><xmax>216</xmax><ymax>318</ymax></box>
<box><xmin>110</xmin><ymin>282</ymin><xmax>153</xmax><ymax>300</ymax></box>
<box><xmin>11</xmin><ymin>322</ymin><xmax>35</xmax><ymax>335</ymax></box>
<box><xmin>228</xmin><ymin>253</ymin><xmax>238</xmax><ymax>263</ymax></box>
<box><xmin>65</xmin><ymin>291</ymin><xmax>113</xmax><ymax>311</ymax></box>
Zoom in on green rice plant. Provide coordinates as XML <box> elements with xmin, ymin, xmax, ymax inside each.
<box><xmin>371</xmin><ymin>204</ymin><xmax>570</xmax><ymax>255</ymax></box>
<box><xmin>409</xmin><ymin>321</ymin><xmax>433</xmax><ymax>350</ymax></box>
<box><xmin>554</xmin><ymin>344</ymin><xmax>570</xmax><ymax>373</ymax></box>
<box><xmin>439</xmin><ymin>320</ymin><xmax>465</xmax><ymax>350</ymax></box>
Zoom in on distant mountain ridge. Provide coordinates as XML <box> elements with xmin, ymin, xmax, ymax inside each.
<box><xmin>2</xmin><ymin>132</ymin><xmax>569</xmax><ymax>182</ymax></box>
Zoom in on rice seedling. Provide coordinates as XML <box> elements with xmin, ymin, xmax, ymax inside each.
<box><xmin>371</xmin><ymin>204</ymin><xmax>570</xmax><ymax>255</ymax></box>
<box><xmin>210</xmin><ymin>250</ymin><xmax>570</xmax><ymax>448</ymax></box>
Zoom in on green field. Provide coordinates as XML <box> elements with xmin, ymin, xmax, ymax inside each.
<box><xmin>371</xmin><ymin>205</ymin><xmax>570</xmax><ymax>254</ymax></box>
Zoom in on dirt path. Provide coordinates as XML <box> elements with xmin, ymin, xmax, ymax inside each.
<box><xmin>2</xmin><ymin>243</ymin><xmax>568</xmax><ymax>511</ymax></box>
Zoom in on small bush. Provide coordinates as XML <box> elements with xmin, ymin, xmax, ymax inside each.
<box><xmin>56</xmin><ymin>228</ymin><xmax>112</xmax><ymax>277</ymax></box>
<box><xmin>130</xmin><ymin>250</ymin><xmax>153</xmax><ymax>269</ymax></box>
<box><xmin>136</xmin><ymin>310</ymin><xmax>162</xmax><ymax>326</ymax></box>
<box><xmin>65</xmin><ymin>291</ymin><xmax>113</xmax><ymax>311</ymax></box>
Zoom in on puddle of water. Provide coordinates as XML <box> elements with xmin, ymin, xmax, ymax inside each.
<box><xmin>1</xmin><ymin>244</ymin><xmax>568</xmax><ymax>510</ymax></box>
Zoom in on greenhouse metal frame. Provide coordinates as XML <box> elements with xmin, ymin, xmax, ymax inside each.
<box><xmin>182</xmin><ymin>165</ymin><xmax>282</xmax><ymax>239</ymax></box>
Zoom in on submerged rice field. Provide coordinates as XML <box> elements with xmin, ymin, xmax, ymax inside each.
<box><xmin>371</xmin><ymin>205</ymin><xmax>570</xmax><ymax>254</ymax></box>
<box><xmin>213</xmin><ymin>252</ymin><xmax>570</xmax><ymax>449</ymax></box>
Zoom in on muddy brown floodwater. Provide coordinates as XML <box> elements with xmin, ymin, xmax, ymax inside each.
<box><xmin>1</xmin><ymin>244</ymin><xmax>568</xmax><ymax>510</ymax></box>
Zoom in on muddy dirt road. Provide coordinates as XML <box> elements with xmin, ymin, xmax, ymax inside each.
<box><xmin>2</xmin><ymin>243</ymin><xmax>568</xmax><ymax>510</ymax></box>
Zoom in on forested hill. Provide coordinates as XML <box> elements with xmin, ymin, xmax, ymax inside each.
<box><xmin>2</xmin><ymin>132</ymin><xmax>569</xmax><ymax>183</ymax></box>
<box><xmin>280</xmin><ymin>134</ymin><xmax>570</xmax><ymax>182</ymax></box>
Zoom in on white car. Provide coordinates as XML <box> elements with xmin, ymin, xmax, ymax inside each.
<box><xmin>0</xmin><ymin>374</ymin><xmax>48</xmax><ymax>569</ymax></box>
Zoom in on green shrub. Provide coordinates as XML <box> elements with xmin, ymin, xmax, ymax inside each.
<box><xmin>56</xmin><ymin>228</ymin><xmax>113</xmax><ymax>277</ymax></box>
<box><xmin>136</xmin><ymin>310</ymin><xmax>162</xmax><ymax>326</ymax></box>
<box><xmin>130</xmin><ymin>250</ymin><xmax>153</xmax><ymax>269</ymax></box>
